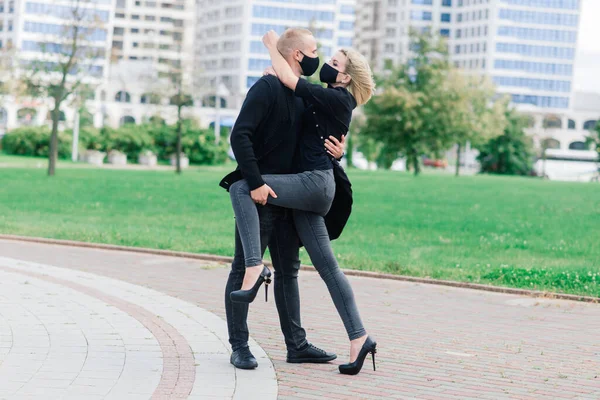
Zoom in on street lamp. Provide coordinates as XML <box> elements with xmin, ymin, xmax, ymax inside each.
<box><xmin>214</xmin><ymin>79</ymin><xmax>230</xmax><ymax>145</ymax></box>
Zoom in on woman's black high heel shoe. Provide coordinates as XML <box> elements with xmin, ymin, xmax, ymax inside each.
<box><xmin>230</xmin><ymin>266</ymin><xmax>272</xmax><ymax>303</ymax></box>
<box><xmin>339</xmin><ymin>336</ymin><xmax>377</xmax><ymax>375</ymax></box>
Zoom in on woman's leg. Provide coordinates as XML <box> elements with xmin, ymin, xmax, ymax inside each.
<box><xmin>262</xmin><ymin>170</ymin><xmax>335</xmax><ymax>217</ymax></box>
<box><xmin>229</xmin><ymin>170</ymin><xmax>333</xmax><ymax>291</ymax></box>
<box><xmin>293</xmin><ymin>210</ymin><xmax>368</xmax><ymax>361</ymax></box>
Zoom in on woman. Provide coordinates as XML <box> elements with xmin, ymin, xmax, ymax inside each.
<box><xmin>229</xmin><ymin>30</ymin><xmax>376</xmax><ymax>375</ymax></box>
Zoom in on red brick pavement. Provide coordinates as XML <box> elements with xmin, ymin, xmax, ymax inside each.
<box><xmin>1</xmin><ymin>239</ymin><xmax>599</xmax><ymax>400</ymax></box>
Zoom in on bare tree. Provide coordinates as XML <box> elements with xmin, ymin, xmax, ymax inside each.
<box><xmin>22</xmin><ymin>0</ymin><xmax>106</xmax><ymax>176</ymax></box>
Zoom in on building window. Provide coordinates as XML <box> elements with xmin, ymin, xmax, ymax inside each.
<box><xmin>132</xmin><ymin>14</ymin><xmax>140</xmax><ymax>20</ymax></box>
<box><xmin>113</xmin><ymin>27</ymin><xmax>124</xmax><ymax>35</ymax></box>
<box><xmin>569</xmin><ymin>141</ymin><xmax>588</xmax><ymax>150</ymax></box>
<box><xmin>441</xmin><ymin>13</ymin><xmax>451</xmax><ymax>23</ymax></box>
<box><xmin>442</xmin><ymin>0</ymin><xmax>452</xmax><ymax>6</ymax></box>
<box><xmin>543</xmin><ymin>115</ymin><xmax>562</xmax><ymax>129</ymax></box>
<box><xmin>131</xmin><ymin>28</ymin><xmax>139</xmax><ymax>33</ymax></box>
<box><xmin>583</xmin><ymin>120</ymin><xmax>598</xmax><ymax>130</ymax></box>
<box><xmin>568</xmin><ymin>119</ymin><xmax>576</xmax><ymax>130</ymax></box>
<box><xmin>252</xmin><ymin>6</ymin><xmax>334</xmax><ymax>22</ymax></box>
<box><xmin>145</xmin><ymin>15</ymin><xmax>155</xmax><ymax>21</ymax></box>
<box><xmin>542</xmin><ymin>138</ymin><xmax>560</xmax><ymax>150</ymax></box>
<box><xmin>410</xmin><ymin>11</ymin><xmax>432</xmax><ymax>21</ymax></box>
<box><xmin>115</xmin><ymin>91</ymin><xmax>131</xmax><ymax>103</ymax></box>
<box><xmin>339</xmin><ymin>21</ymin><xmax>353</xmax><ymax>31</ymax></box>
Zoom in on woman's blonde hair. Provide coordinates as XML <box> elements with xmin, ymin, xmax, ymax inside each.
<box><xmin>339</xmin><ymin>48</ymin><xmax>375</xmax><ymax>106</ymax></box>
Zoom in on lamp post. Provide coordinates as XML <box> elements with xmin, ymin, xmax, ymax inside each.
<box><xmin>214</xmin><ymin>80</ymin><xmax>230</xmax><ymax>145</ymax></box>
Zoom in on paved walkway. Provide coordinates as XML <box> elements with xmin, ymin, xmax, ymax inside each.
<box><xmin>0</xmin><ymin>239</ymin><xmax>599</xmax><ymax>400</ymax></box>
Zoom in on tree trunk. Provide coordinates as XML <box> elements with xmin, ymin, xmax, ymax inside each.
<box><xmin>48</xmin><ymin>103</ymin><xmax>61</xmax><ymax>176</ymax></box>
<box><xmin>176</xmin><ymin>103</ymin><xmax>182</xmax><ymax>174</ymax></box>
<box><xmin>455</xmin><ymin>143</ymin><xmax>461</xmax><ymax>177</ymax></box>
<box><xmin>410</xmin><ymin>148</ymin><xmax>420</xmax><ymax>176</ymax></box>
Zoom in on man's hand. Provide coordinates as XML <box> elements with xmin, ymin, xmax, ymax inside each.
<box><xmin>325</xmin><ymin>135</ymin><xmax>346</xmax><ymax>160</ymax></box>
<box><xmin>262</xmin><ymin>30</ymin><xmax>279</xmax><ymax>50</ymax></box>
<box><xmin>263</xmin><ymin>66</ymin><xmax>277</xmax><ymax>77</ymax></box>
<box><xmin>251</xmin><ymin>184</ymin><xmax>277</xmax><ymax>206</ymax></box>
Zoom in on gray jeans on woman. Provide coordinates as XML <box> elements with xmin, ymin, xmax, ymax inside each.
<box><xmin>229</xmin><ymin>169</ymin><xmax>366</xmax><ymax>340</ymax></box>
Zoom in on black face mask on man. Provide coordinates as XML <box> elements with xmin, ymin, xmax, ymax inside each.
<box><xmin>320</xmin><ymin>63</ymin><xmax>342</xmax><ymax>84</ymax></box>
<box><xmin>298</xmin><ymin>51</ymin><xmax>320</xmax><ymax>77</ymax></box>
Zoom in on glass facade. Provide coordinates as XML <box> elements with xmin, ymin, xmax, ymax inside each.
<box><xmin>410</xmin><ymin>11</ymin><xmax>432</xmax><ymax>21</ymax></box>
<box><xmin>339</xmin><ymin>21</ymin><xmax>354</xmax><ymax>31</ymax></box>
<box><xmin>497</xmin><ymin>26</ymin><xmax>577</xmax><ymax>43</ymax></box>
<box><xmin>251</xmin><ymin>23</ymin><xmax>333</xmax><ymax>39</ymax></box>
<box><xmin>498</xmin><ymin>0</ymin><xmax>578</xmax><ymax>10</ymax></box>
<box><xmin>494</xmin><ymin>59</ymin><xmax>573</xmax><ymax>76</ymax></box>
<box><xmin>24</xmin><ymin>21</ymin><xmax>107</xmax><ymax>41</ymax></box>
<box><xmin>252</xmin><ymin>6</ymin><xmax>334</xmax><ymax>22</ymax></box>
<box><xmin>495</xmin><ymin>42</ymin><xmax>575</xmax><ymax>60</ymax></box>
<box><xmin>248</xmin><ymin>58</ymin><xmax>271</xmax><ymax>71</ymax></box>
<box><xmin>493</xmin><ymin>76</ymin><xmax>571</xmax><ymax>92</ymax></box>
<box><xmin>498</xmin><ymin>8</ymin><xmax>578</xmax><ymax>26</ymax></box>
<box><xmin>260</xmin><ymin>0</ymin><xmax>335</xmax><ymax>3</ymax></box>
<box><xmin>510</xmin><ymin>94</ymin><xmax>569</xmax><ymax>108</ymax></box>
<box><xmin>25</xmin><ymin>2</ymin><xmax>110</xmax><ymax>21</ymax></box>
<box><xmin>22</xmin><ymin>40</ymin><xmax>104</xmax><ymax>58</ymax></box>
<box><xmin>340</xmin><ymin>5</ymin><xmax>354</xmax><ymax>15</ymax></box>
<box><xmin>411</xmin><ymin>0</ymin><xmax>433</xmax><ymax>4</ymax></box>
<box><xmin>338</xmin><ymin>37</ymin><xmax>352</xmax><ymax>46</ymax></box>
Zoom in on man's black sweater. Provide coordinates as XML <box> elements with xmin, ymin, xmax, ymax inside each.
<box><xmin>229</xmin><ymin>75</ymin><xmax>303</xmax><ymax>191</ymax></box>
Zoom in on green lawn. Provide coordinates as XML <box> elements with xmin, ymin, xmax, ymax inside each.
<box><xmin>1</xmin><ymin>153</ymin><xmax>599</xmax><ymax>297</ymax></box>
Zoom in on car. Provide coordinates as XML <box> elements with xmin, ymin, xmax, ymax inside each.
<box><xmin>423</xmin><ymin>157</ymin><xmax>448</xmax><ymax>168</ymax></box>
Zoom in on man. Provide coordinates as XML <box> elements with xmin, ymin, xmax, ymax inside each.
<box><xmin>221</xmin><ymin>28</ymin><xmax>346</xmax><ymax>369</ymax></box>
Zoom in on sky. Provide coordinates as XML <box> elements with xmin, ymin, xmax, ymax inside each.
<box><xmin>574</xmin><ymin>0</ymin><xmax>600</xmax><ymax>92</ymax></box>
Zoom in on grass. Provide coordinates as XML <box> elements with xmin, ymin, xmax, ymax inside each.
<box><xmin>1</xmin><ymin>153</ymin><xmax>599</xmax><ymax>297</ymax></box>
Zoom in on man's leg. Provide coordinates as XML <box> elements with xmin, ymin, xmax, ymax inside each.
<box><xmin>225</xmin><ymin>205</ymin><xmax>275</xmax><ymax>368</ymax></box>
<box><xmin>269</xmin><ymin>210</ymin><xmax>337</xmax><ymax>363</ymax></box>
<box><xmin>269</xmin><ymin>210</ymin><xmax>307</xmax><ymax>352</ymax></box>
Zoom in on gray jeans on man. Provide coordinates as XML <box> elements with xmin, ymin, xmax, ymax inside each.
<box><xmin>230</xmin><ymin>169</ymin><xmax>366</xmax><ymax>340</ymax></box>
<box><xmin>225</xmin><ymin>205</ymin><xmax>308</xmax><ymax>352</ymax></box>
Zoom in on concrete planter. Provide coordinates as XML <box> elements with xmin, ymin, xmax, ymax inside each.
<box><xmin>85</xmin><ymin>150</ymin><xmax>106</xmax><ymax>166</ymax></box>
<box><xmin>108</xmin><ymin>150</ymin><xmax>127</xmax><ymax>166</ymax></box>
<box><xmin>170</xmin><ymin>153</ymin><xmax>189</xmax><ymax>169</ymax></box>
<box><xmin>138</xmin><ymin>152</ymin><xmax>157</xmax><ymax>167</ymax></box>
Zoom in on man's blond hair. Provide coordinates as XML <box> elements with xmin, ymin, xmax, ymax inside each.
<box><xmin>277</xmin><ymin>28</ymin><xmax>314</xmax><ymax>58</ymax></box>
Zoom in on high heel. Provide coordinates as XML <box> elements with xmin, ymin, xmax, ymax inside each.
<box><xmin>338</xmin><ymin>336</ymin><xmax>377</xmax><ymax>375</ymax></box>
<box><xmin>230</xmin><ymin>266</ymin><xmax>272</xmax><ymax>303</ymax></box>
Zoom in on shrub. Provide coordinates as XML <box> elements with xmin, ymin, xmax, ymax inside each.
<box><xmin>478</xmin><ymin>110</ymin><xmax>534</xmax><ymax>176</ymax></box>
<box><xmin>1</xmin><ymin>127</ymin><xmax>74</xmax><ymax>159</ymax></box>
<box><xmin>148</xmin><ymin>121</ymin><xmax>229</xmax><ymax>165</ymax></box>
<box><xmin>99</xmin><ymin>125</ymin><xmax>154</xmax><ymax>161</ymax></box>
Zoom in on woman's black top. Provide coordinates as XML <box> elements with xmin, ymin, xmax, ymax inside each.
<box><xmin>294</xmin><ymin>78</ymin><xmax>357</xmax><ymax>172</ymax></box>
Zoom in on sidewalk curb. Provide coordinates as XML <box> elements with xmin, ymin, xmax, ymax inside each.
<box><xmin>2</xmin><ymin>234</ymin><xmax>598</xmax><ymax>304</ymax></box>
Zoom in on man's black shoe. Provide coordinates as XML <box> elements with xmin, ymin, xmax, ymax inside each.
<box><xmin>287</xmin><ymin>343</ymin><xmax>337</xmax><ymax>363</ymax></box>
<box><xmin>230</xmin><ymin>347</ymin><xmax>258</xmax><ymax>369</ymax></box>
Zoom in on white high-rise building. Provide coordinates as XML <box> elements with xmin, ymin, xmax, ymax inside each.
<box><xmin>194</xmin><ymin>0</ymin><xmax>356</xmax><ymax>113</ymax></box>
<box><xmin>355</xmin><ymin>0</ymin><xmax>581</xmax><ymax>116</ymax></box>
<box><xmin>97</xmin><ymin>0</ymin><xmax>200</xmax><ymax>127</ymax></box>
<box><xmin>0</xmin><ymin>0</ymin><xmax>115</xmax><ymax>130</ymax></box>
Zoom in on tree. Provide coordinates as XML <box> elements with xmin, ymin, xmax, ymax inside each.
<box><xmin>361</xmin><ymin>31</ymin><xmax>460</xmax><ymax>175</ymax></box>
<box><xmin>446</xmin><ymin>73</ymin><xmax>507</xmax><ymax>176</ymax></box>
<box><xmin>585</xmin><ymin>123</ymin><xmax>600</xmax><ymax>163</ymax></box>
<box><xmin>22</xmin><ymin>0</ymin><xmax>106</xmax><ymax>176</ymax></box>
<box><xmin>477</xmin><ymin>109</ymin><xmax>534</xmax><ymax>176</ymax></box>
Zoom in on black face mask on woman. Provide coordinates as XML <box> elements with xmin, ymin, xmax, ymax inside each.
<box><xmin>319</xmin><ymin>63</ymin><xmax>342</xmax><ymax>84</ymax></box>
<box><xmin>298</xmin><ymin>51</ymin><xmax>320</xmax><ymax>77</ymax></box>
